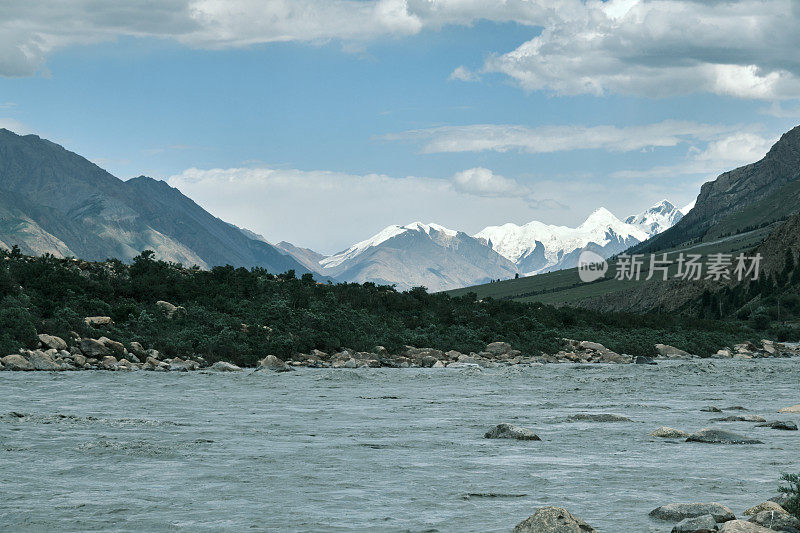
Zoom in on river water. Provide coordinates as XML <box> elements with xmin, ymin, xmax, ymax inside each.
<box><xmin>1</xmin><ymin>360</ymin><xmax>798</xmax><ymax>532</ymax></box>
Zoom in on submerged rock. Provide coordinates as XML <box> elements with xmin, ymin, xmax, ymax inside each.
<box><xmin>568</xmin><ymin>413</ymin><xmax>632</xmax><ymax>422</ymax></box>
<box><xmin>711</xmin><ymin>415</ymin><xmax>766</xmax><ymax>423</ymax></box>
<box><xmin>650</xmin><ymin>426</ymin><xmax>690</xmax><ymax>438</ymax></box>
<box><xmin>650</xmin><ymin>502</ymin><xmax>736</xmax><ymax>522</ymax></box>
<box><xmin>484</xmin><ymin>423</ymin><xmax>541</xmax><ymax>441</ymax></box>
<box><xmin>778</xmin><ymin>405</ymin><xmax>800</xmax><ymax>414</ymax></box>
<box><xmin>686</xmin><ymin>428</ymin><xmax>762</xmax><ymax>444</ymax></box>
<box><xmin>701</xmin><ymin>406</ymin><xmax>723</xmax><ymax>412</ymax></box>
<box><xmin>755</xmin><ymin>420</ymin><xmax>798</xmax><ymax>431</ymax></box>
<box><xmin>634</xmin><ymin>356</ymin><xmax>657</xmax><ymax>365</ymax></box>
<box><xmin>513</xmin><ymin>506</ymin><xmax>597</xmax><ymax>533</ymax></box>
<box><xmin>672</xmin><ymin>514</ymin><xmax>719</xmax><ymax>532</ymax></box>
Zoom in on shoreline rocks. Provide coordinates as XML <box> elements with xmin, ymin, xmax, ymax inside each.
<box><xmin>650</xmin><ymin>426</ymin><xmax>691</xmax><ymax>438</ymax></box>
<box><xmin>650</xmin><ymin>502</ymin><xmax>736</xmax><ymax>523</ymax></box>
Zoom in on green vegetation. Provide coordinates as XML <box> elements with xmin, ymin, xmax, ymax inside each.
<box><xmin>780</xmin><ymin>473</ymin><xmax>800</xmax><ymax>519</ymax></box>
<box><xmin>0</xmin><ymin>248</ymin><xmax>765</xmax><ymax>365</ymax></box>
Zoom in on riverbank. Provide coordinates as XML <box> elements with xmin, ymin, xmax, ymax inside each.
<box><xmin>2</xmin><ymin>331</ymin><xmax>798</xmax><ymax>372</ymax></box>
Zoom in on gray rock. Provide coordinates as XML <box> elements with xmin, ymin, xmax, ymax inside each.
<box><xmin>718</xmin><ymin>520</ymin><xmax>773</xmax><ymax>532</ymax></box>
<box><xmin>568</xmin><ymin>413</ymin><xmax>632</xmax><ymax>422</ymax></box>
<box><xmin>1</xmin><ymin>354</ymin><xmax>34</xmax><ymax>371</ymax></box>
<box><xmin>686</xmin><ymin>428</ymin><xmax>763</xmax><ymax>444</ymax></box>
<box><xmin>80</xmin><ymin>338</ymin><xmax>112</xmax><ymax>358</ymax></box>
<box><xmin>748</xmin><ymin>510</ymin><xmax>800</xmax><ymax>532</ymax></box>
<box><xmin>210</xmin><ymin>361</ymin><xmax>242</xmax><ymax>372</ymax></box>
<box><xmin>37</xmin><ymin>334</ymin><xmax>67</xmax><ymax>351</ymax></box>
<box><xmin>420</xmin><ymin>355</ymin><xmax>439</xmax><ymax>367</ymax></box>
<box><xmin>711</xmin><ymin>415</ymin><xmax>767</xmax><ymax>423</ymax></box>
<box><xmin>778</xmin><ymin>405</ymin><xmax>800</xmax><ymax>413</ymax></box>
<box><xmin>343</xmin><ymin>358</ymin><xmax>358</xmax><ymax>369</ymax></box>
<box><xmin>656</xmin><ymin>344</ymin><xmax>692</xmax><ymax>357</ymax></box>
<box><xmin>672</xmin><ymin>514</ymin><xmax>719</xmax><ymax>532</ymax></box>
<box><xmin>484</xmin><ymin>423</ymin><xmax>541</xmax><ymax>441</ymax></box>
<box><xmin>701</xmin><ymin>406</ymin><xmax>723</xmax><ymax>413</ymax></box>
<box><xmin>635</xmin><ymin>356</ymin><xmax>657</xmax><ymax>365</ymax></box>
<box><xmin>755</xmin><ymin>421</ymin><xmax>798</xmax><ymax>431</ymax></box>
<box><xmin>650</xmin><ymin>426</ymin><xmax>690</xmax><ymax>438</ymax></box>
<box><xmin>28</xmin><ymin>350</ymin><xmax>59</xmax><ymax>371</ymax></box>
<box><xmin>513</xmin><ymin>506</ymin><xmax>597</xmax><ymax>533</ymax></box>
<box><xmin>744</xmin><ymin>502</ymin><xmax>787</xmax><ymax>516</ymax></box>
<box><xmin>650</xmin><ymin>503</ymin><xmax>736</xmax><ymax>523</ymax></box>
<box><xmin>156</xmin><ymin>300</ymin><xmax>179</xmax><ymax>318</ymax></box>
<box><xmin>258</xmin><ymin>354</ymin><xmax>292</xmax><ymax>372</ymax></box>
<box><xmin>579</xmin><ymin>341</ymin><xmax>607</xmax><ymax>351</ymax></box>
<box><xmin>129</xmin><ymin>341</ymin><xmax>147</xmax><ymax>359</ymax></box>
<box><xmin>84</xmin><ymin>316</ymin><xmax>113</xmax><ymax>327</ymax></box>
<box><xmin>485</xmin><ymin>341</ymin><xmax>513</xmax><ymax>356</ymax></box>
<box><xmin>100</xmin><ymin>355</ymin><xmax>118</xmax><ymax>370</ymax></box>
<box><xmin>98</xmin><ymin>337</ymin><xmax>126</xmax><ymax>356</ymax></box>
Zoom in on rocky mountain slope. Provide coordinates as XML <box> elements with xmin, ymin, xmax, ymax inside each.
<box><xmin>0</xmin><ymin>129</ymin><xmax>312</xmax><ymax>275</ymax></box>
<box><xmin>637</xmin><ymin>124</ymin><xmax>800</xmax><ymax>253</ymax></box>
<box><xmin>318</xmin><ymin>222</ymin><xmax>518</xmax><ymax>292</ymax></box>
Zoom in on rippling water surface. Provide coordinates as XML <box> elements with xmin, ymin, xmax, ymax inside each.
<box><xmin>1</xmin><ymin>360</ymin><xmax>799</xmax><ymax>532</ymax></box>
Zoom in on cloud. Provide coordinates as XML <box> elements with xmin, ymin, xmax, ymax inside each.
<box><xmin>0</xmin><ymin>118</ymin><xmax>32</xmax><ymax>134</ymax></box>
<box><xmin>384</xmin><ymin>120</ymin><xmax>747</xmax><ymax>155</ymax></box>
<box><xmin>0</xmin><ymin>0</ymin><xmax>552</xmax><ymax>77</ymax></box>
<box><xmin>612</xmin><ymin>131</ymin><xmax>777</xmax><ymax>180</ymax></box>
<box><xmin>167</xmin><ymin>165</ymin><xmax>572</xmax><ymax>253</ymax></box>
<box><xmin>483</xmin><ymin>0</ymin><xmax>800</xmax><ymax>100</ymax></box>
<box><xmin>760</xmin><ymin>101</ymin><xmax>800</xmax><ymax>118</ymax></box>
<box><xmin>449</xmin><ymin>66</ymin><xmax>480</xmax><ymax>82</ymax></box>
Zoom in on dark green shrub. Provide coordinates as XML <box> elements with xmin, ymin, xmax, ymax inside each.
<box><xmin>780</xmin><ymin>473</ymin><xmax>800</xmax><ymax>519</ymax></box>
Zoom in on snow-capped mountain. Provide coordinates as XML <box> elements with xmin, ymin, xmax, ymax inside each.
<box><xmin>317</xmin><ymin>222</ymin><xmax>517</xmax><ymax>292</ymax></box>
<box><xmin>476</xmin><ymin>208</ymin><xmax>651</xmax><ymax>276</ymax></box>
<box><xmin>624</xmin><ymin>200</ymin><xmax>684</xmax><ymax>237</ymax></box>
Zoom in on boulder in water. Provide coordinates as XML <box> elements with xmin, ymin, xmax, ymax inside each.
<box><xmin>686</xmin><ymin>428</ymin><xmax>762</xmax><ymax>444</ymax></box>
<box><xmin>778</xmin><ymin>404</ymin><xmax>800</xmax><ymax>414</ymax></box>
<box><xmin>258</xmin><ymin>354</ymin><xmax>292</xmax><ymax>372</ymax></box>
<box><xmin>711</xmin><ymin>415</ymin><xmax>766</xmax><ymax>423</ymax></box>
<box><xmin>513</xmin><ymin>506</ymin><xmax>597</xmax><ymax>532</ymax></box>
<box><xmin>701</xmin><ymin>406</ymin><xmax>723</xmax><ymax>413</ymax></box>
<box><xmin>210</xmin><ymin>361</ymin><xmax>242</xmax><ymax>372</ymax></box>
<box><xmin>671</xmin><ymin>514</ymin><xmax>719</xmax><ymax>532</ymax></box>
<box><xmin>650</xmin><ymin>426</ymin><xmax>690</xmax><ymax>438</ymax></box>
<box><xmin>755</xmin><ymin>420</ymin><xmax>798</xmax><ymax>431</ymax></box>
<box><xmin>485</xmin><ymin>423</ymin><xmax>541</xmax><ymax>441</ymax></box>
<box><xmin>650</xmin><ymin>503</ymin><xmax>736</xmax><ymax>522</ymax></box>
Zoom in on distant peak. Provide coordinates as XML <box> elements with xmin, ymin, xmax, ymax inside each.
<box><xmin>581</xmin><ymin>207</ymin><xmax>619</xmax><ymax>225</ymax></box>
<box><xmin>651</xmin><ymin>199</ymin><xmax>676</xmax><ymax>210</ymax></box>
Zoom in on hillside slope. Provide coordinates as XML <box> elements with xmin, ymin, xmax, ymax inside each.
<box><xmin>0</xmin><ymin>129</ymin><xmax>312</xmax><ymax>275</ymax></box>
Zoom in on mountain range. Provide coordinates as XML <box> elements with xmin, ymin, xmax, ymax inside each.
<box><xmin>0</xmin><ymin>127</ymin><xmax>687</xmax><ymax>291</ymax></box>
<box><xmin>280</xmin><ymin>201</ymin><xmax>686</xmax><ymax>291</ymax></box>
<box><xmin>0</xmin><ymin>129</ymin><xmax>313</xmax><ymax>276</ymax></box>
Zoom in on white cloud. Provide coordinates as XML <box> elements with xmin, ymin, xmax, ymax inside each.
<box><xmin>0</xmin><ymin>118</ymin><xmax>31</xmax><ymax>134</ymax></box>
<box><xmin>167</xmin><ymin>165</ymin><xmax>577</xmax><ymax>253</ymax></box>
<box><xmin>384</xmin><ymin>120</ymin><xmax>748</xmax><ymax>155</ymax></box>
<box><xmin>612</xmin><ymin>131</ymin><xmax>777</xmax><ymax>180</ymax></box>
<box><xmin>484</xmin><ymin>0</ymin><xmax>800</xmax><ymax>100</ymax></box>
<box><xmin>449</xmin><ymin>66</ymin><xmax>480</xmax><ymax>82</ymax></box>
<box><xmin>760</xmin><ymin>101</ymin><xmax>800</xmax><ymax>118</ymax></box>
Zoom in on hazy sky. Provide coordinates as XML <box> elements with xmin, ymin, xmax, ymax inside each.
<box><xmin>1</xmin><ymin>0</ymin><xmax>799</xmax><ymax>254</ymax></box>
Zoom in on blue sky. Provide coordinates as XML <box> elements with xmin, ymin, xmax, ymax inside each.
<box><xmin>1</xmin><ymin>1</ymin><xmax>800</xmax><ymax>253</ymax></box>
